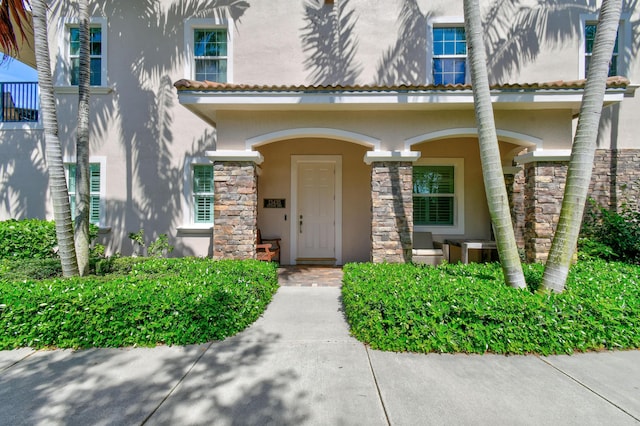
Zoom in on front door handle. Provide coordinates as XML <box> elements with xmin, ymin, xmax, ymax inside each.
<box><xmin>299</xmin><ymin>214</ymin><xmax>303</xmax><ymax>233</ymax></box>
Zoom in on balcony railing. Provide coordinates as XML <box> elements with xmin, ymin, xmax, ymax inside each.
<box><xmin>1</xmin><ymin>82</ymin><xmax>39</xmax><ymax>123</ymax></box>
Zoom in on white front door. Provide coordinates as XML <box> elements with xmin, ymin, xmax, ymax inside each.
<box><xmin>297</xmin><ymin>161</ymin><xmax>335</xmax><ymax>259</ymax></box>
<box><xmin>291</xmin><ymin>156</ymin><xmax>342</xmax><ymax>264</ymax></box>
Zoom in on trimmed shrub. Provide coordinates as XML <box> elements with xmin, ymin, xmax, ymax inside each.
<box><xmin>0</xmin><ymin>219</ymin><xmax>58</xmax><ymax>259</ymax></box>
<box><xmin>0</xmin><ymin>219</ymin><xmax>100</xmax><ymax>261</ymax></box>
<box><xmin>0</xmin><ymin>258</ymin><xmax>278</xmax><ymax>349</ymax></box>
<box><xmin>0</xmin><ymin>258</ymin><xmax>63</xmax><ymax>281</ymax></box>
<box><xmin>342</xmin><ymin>261</ymin><xmax>640</xmax><ymax>355</ymax></box>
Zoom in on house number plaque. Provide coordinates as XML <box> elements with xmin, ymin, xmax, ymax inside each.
<box><xmin>263</xmin><ymin>199</ymin><xmax>286</xmax><ymax>208</ymax></box>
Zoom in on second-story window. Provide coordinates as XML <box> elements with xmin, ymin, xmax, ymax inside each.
<box><xmin>193</xmin><ymin>29</ymin><xmax>228</xmax><ymax>82</ymax></box>
<box><xmin>69</xmin><ymin>26</ymin><xmax>103</xmax><ymax>86</ymax></box>
<box><xmin>432</xmin><ymin>27</ymin><xmax>467</xmax><ymax>85</ymax></box>
<box><xmin>584</xmin><ymin>23</ymin><xmax>619</xmax><ymax>78</ymax></box>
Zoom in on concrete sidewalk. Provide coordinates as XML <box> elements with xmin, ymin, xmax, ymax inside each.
<box><xmin>1</xmin><ymin>286</ymin><xmax>639</xmax><ymax>425</ymax></box>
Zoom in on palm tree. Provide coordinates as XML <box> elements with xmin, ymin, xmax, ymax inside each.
<box><xmin>463</xmin><ymin>0</ymin><xmax>526</xmax><ymax>289</ymax></box>
<box><xmin>74</xmin><ymin>0</ymin><xmax>91</xmax><ymax>276</ymax></box>
<box><xmin>0</xmin><ymin>0</ymin><xmax>31</xmax><ymax>61</ymax></box>
<box><xmin>541</xmin><ymin>0</ymin><xmax>623</xmax><ymax>293</ymax></box>
<box><xmin>32</xmin><ymin>0</ymin><xmax>79</xmax><ymax>276</ymax></box>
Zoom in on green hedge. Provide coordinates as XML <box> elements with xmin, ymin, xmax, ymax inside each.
<box><xmin>0</xmin><ymin>218</ymin><xmax>100</xmax><ymax>261</ymax></box>
<box><xmin>342</xmin><ymin>261</ymin><xmax>640</xmax><ymax>355</ymax></box>
<box><xmin>0</xmin><ymin>258</ymin><xmax>63</xmax><ymax>281</ymax></box>
<box><xmin>0</xmin><ymin>219</ymin><xmax>58</xmax><ymax>259</ymax></box>
<box><xmin>0</xmin><ymin>258</ymin><xmax>278</xmax><ymax>349</ymax></box>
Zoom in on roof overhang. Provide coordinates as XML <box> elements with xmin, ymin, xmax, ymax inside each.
<box><xmin>174</xmin><ymin>78</ymin><xmax>632</xmax><ymax>127</ymax></box>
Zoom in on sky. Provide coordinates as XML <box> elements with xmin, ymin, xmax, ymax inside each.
<box><xmin>0</xmin><ymin>54</ymin><xmax>38</xmax><ymax>82</ymax></box>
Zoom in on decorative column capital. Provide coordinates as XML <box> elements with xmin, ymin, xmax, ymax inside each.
<box><xmin>514</xmin><ymin>150</ymin><xmax>570</xmax><ymax>164</ymax></box>
<box><xmin>364</xmin><ymin>151</ymin><xmax>421</xmax><ymax>165</ymax></box>
<box><xmin>206</xmin><ymin>150</ymin><xmax>264</xmax><ymax>165</ymax></box>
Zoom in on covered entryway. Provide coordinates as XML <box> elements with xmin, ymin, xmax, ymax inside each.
<box><xmin>175</xmin><ymin>79</ymin><xmax>630</xmax><ymax>264</ymax></box>
<box><xmin>251</xmin><ymin>133</ymin><xmax>374</xmax><ymax>266</ymax></box>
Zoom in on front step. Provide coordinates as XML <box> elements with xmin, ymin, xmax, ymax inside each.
<box><xmin>278</xmin><ymin>266</ymin><xmax>343</xmax><ymax>287</ymax></box>
<box><xmin>295</xmin><ymin>258</ymin><xmax>337</xmax><ymax>266</ymax></box>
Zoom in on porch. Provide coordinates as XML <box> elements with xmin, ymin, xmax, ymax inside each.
<box><xmin>173</xmin><ymin>79</ymin><xmax>629</xmax><ymax>264</ymax></box>
<box><xmin>202</xmin><ymin>131</ymin><xmax>564</xmax><ymax>265</ymax></box>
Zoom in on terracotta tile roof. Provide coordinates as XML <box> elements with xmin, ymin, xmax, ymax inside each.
<box><xmin>174</xmin><ymin>76</ymin><xmax>630</xmax><ymax>92</ymax></box>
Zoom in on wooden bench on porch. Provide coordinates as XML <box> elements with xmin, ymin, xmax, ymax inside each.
<box><xmin>256</xmin><ymin>229</ymin><xmax>281</xmax><ymax>263</ymax></box>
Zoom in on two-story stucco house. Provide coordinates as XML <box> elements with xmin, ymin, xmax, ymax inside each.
<box><xmin>1</xmin><ymin>0</ymin><xmax>638</xmax><ymax>265</ymax></box>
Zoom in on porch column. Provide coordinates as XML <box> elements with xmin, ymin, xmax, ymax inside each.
<box><xmin>503</xmin><ymin>166</ymin><xmax>525</xmax><ymax>251</ymax></box>
<box><xmin>516</xmin><ymin>151</ymin><xmax>569</xmax><ymax>263</ymax></box>
<box><xmin>590</xmin><ymin>149</ymin><xmax>640</xmax><ymax>212</ymax></box>
<box><xmin>207</xmin><ymin>151</ymin><xmax>263</xmax><ymax>260</ymax></box>
<box><xmin>366</xmin><ymin>151</ymin><xmax>421</xmax><ymax>264</ymax></box>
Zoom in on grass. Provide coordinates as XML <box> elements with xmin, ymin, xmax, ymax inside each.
<box><xmin>0</xmin><ymin>258</ymin><xmax>278</xmax><ymax>350</ymax></box>
<box><xmin>342</xmin><ymin>260</ymin><xmax>640</xmax><ymax>355</ymax></box>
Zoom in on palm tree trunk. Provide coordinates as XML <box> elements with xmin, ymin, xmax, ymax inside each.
<box><xmin>32</xmin><ymin>0</ymin><xmax>79</xmax><ymax>277</ymax></box>
<box><xmin>541</xmin><ymin>0</ymin><xmax>622</xmax><ymax>292</ymax></box>
<box><xmin>463</xmin><ymin>0</ymin><xmax>526</xmax><ymax>289</ymax></box>
<box><xmin>75</xmin><ymin>0</ymin><xmax>91</xmax><ymax>276</ymax></box>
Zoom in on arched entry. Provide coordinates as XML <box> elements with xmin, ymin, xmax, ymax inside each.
<box><xmin>405</xmin><ymin>127</ymin><xmax>541</xmax><ymax>163</ymax></box>
<box><xmin>248</xmin><ymin>128</ymin><xmax>379</xmax><ymax>265</ymax></box>
<box><xmin>404</xmin><ymin>128</ymin><xmax>542</xmax><ymax>257</ymax></box>
<box><xmin>246</xmin><ymin>127</ymin><xmax>381</xmax><ymax>150</ymax></box>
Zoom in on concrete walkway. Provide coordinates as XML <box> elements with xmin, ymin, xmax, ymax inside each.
<box><xmin>1</xmin><ymin>268</ymin><xmax>639</xmax><ymax>425</ymax></box>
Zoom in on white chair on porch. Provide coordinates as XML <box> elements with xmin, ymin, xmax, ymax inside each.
<box><xmin>412</xmin><ymin>232</ymin><xmax>446</xmax><ymax>266</ymax></box>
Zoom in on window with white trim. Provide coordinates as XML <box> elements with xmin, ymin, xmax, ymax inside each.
<box><xmin>69</xmin><ymin>26</ymin><xmax>103</xmax><ymax>86</ymax></box>
<box><xmin>193</xmin><ymin>28</ymin><xmax>228</xmax><ymax>82</ymax></box>
<box><xmin>584</xmin><ymin>23</ymin><xmax>619</xmax><ymax>78</ymax></box>
<box><xmin>432</xmin><ymin>26</ymin><xmax>467</xmax><ymax>85</ymax></box>
<box><xmin>192</xmin><ymin>165</ymin><xmax>214</xmax><ymax>224</ymax></box>
<box><xmin>413</xmin><ymin>158</ymin><xmax>464</xmax><ymax>234</ymax></box>
<box><xmin>413</xmin><ymin>166</ymin><xmax>455</xmax><ymax>226</ymax></box>
<box><xmin>66</xmin><ymin>163</ymin><xmax>102</xmax><ymax>224</ymax></box>
<box><xmin>184</xmin><ymin>18</ymin><xmax>233</xmax><ymax>83</ymax></box>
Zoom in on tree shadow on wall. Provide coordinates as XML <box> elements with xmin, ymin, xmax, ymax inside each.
<box><xmin>45</xmin><ymin>0</ymin><xmax>249</xmax><ymax>255</ymax></box>
<box><xmin>375</xmin><ymin>0</ymin><xmax>432</xmax><ymax>86</ymax></box>
<box><xmin>0</xmin><ymin>127</ymin><xmax>47</xmax><ymax>219</ymax></box>
<box><xmin>377</xmin><ymin>0</ymin><xmax>639</xmax><ymax>86</ymax></box>
<box><xmin>301</xmin><ymin>0</ymin><xmax>362</xmax><ymax>86</ymax></box>
<box><xmin>484</xmin><ymin>0</ymin><xmax>640</xmax><ymax>84</ymax></box>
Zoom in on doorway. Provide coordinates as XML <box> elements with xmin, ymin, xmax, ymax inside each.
<box><xmin>290</xmin><ymin>155</ymin><xmax>342</xmax><ymax>265</ymax></box>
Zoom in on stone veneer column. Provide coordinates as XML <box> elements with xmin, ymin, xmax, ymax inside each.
<box><xmin>370</xmin><ymin>161</ymin><xmax>413</xmax><ymax>263</ymax></box>
<box><xmin>504</xmin><ymin>168</ymin><xmax>526</xmax><ymax>250</ymax></box>
<box><xmin>590</xmin><ymin>149</ymin><xmax>640</xmax><ymax>212</ymax></box>
<box><xmin>213</xmin><ymin>161</ymin><xmax>257</xmax><ymax>260</ymax></box>
<box><xmin>523</xmin><ymin>161</ymin><xmax>567</xmax><ymax>263</ymax></box>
